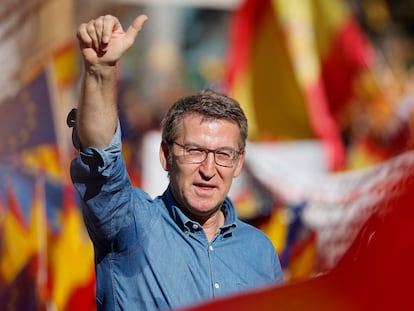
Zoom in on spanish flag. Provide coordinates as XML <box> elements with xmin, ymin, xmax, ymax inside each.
<box><xmin>226</xmin><ymin>0</ymin><xmax>376</xmax><ymax>170</ymax></box>
<box><xmin>0</xmin><ymin>184</ymin><xmax>31</xmax><ymax>283</ymax></box>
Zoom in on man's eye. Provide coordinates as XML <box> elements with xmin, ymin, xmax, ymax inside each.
<box><xmin>186</xmin><ymin>147</ymin><xmax>204</xmax><ymax>155</ymax></box>
<box><xmin>216</xmin><ymin>150</ymin><xmax>233</xmax><ymax>158</ymax></box>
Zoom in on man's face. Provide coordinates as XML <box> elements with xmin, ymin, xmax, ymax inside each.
<box><xmin>160</xmin><ymin>114</ymin><xmax>245</xmax><ymax>222</ymax></box>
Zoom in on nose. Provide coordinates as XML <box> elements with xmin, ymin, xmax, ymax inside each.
<box><xmin>199</xmin><ymin>151</ymin><xmax>216</xmax><ymax>179</ymax></box>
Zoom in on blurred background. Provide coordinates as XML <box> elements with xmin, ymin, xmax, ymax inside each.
<box><xmin>1</xmin><ymin>0</ymin><xmax>414</xmax><ymax>310</ymax></box>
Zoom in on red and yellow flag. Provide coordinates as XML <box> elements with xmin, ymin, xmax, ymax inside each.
<box><xmin>227</xmin><ymin>0</ymin><xmax>377</xmax><ymax>170</ymax></box>
<box><xmin>49</xmin><ymin>185</ymin><xmax>95</xmax><ymax>311</ymax></box>
<box><xmin>0</xmin><ymin>184</ymin><xmax>31</xmax><ymax>283</ymax></box>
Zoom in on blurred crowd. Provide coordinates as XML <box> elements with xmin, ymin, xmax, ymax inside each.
<box><xmin>78</xmin><ymin>0</ymin><xmax>414</xmax><ymax>183</ymax></box>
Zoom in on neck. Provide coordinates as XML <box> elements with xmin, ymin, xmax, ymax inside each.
<box><xmin>201</xmin><ymin>209</ymin><xmax>225</xmax><ymax>242</ymax></box>
<box><xmin>169</xmin><ymin>187</ymin><xmax>225</xmax><ymax>241</ymax></box>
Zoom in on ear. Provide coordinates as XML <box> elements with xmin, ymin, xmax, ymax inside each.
<box><xmin>159</xmin><ymin>142</ymin><xmax>169</xmax><ymax>171</ymax></box>
<box><xmin>233</xmin><ymin>150</ymin><xmax>245</xmax><ymax>178</ymax></box>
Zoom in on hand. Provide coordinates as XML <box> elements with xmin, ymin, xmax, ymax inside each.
<box><xmin>77</xmin><ymin>14</ymin><xmax>148</xmax><ymax>67</ymax></box>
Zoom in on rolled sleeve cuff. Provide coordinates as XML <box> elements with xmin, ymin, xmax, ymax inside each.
<box><xmin>71</xmin><ymin>120</ymin><xmax>122</xmax><ymax>178</ymax></box>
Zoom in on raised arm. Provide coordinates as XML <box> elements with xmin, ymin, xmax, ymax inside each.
<box><xmin>76</xmin><ymin>14</ymin><xmax>148</xmax><ymax>149</ymax></box>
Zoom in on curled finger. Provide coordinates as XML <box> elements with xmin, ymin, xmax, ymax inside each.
<box><xmin>85</xmin><ymin>19</ymin><xmax>101</xmax><ymax>52</ymax></box>
<box><xmin>76</xmin><ymin>23</ymin><xmax>93</xmax><ymax>48</ymax></box>
<box><xmin>101</xmin><ymin>15</ymin><xmax>120</xmax><ymax>46</ymax></box>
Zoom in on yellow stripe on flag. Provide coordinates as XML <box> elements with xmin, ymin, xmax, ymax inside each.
<box><xmin>0</xmin><ymin>187</ymin><xmax>31</xmax><ymax>282</ymax></box>
<box><xmin>50</xmin><ymin>187</ymin><xmax>94</xmax><ymax>310</ymax></box>
<box><xmin>260</xmin><ymin>208</ymin><xmax>290</xmax><ymax>254</ymax></box>
<box><xmin>52</xmin><ymin>42</ymin><xmax>79</xmax><ymax>89</ymax></box>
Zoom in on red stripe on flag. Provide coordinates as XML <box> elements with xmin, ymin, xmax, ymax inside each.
<box><xmin>226</xmin><ymin>0</ymin><xmax>272</xmax><ymax>88</ymax></box>
<box><xmin>321</xmin><ymin>17</ymin><xmax>376</xmax><ymax>120</ymax></box>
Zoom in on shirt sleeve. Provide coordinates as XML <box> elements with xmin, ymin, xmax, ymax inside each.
<box><xmin>68</xmin><ymin>111</ymin><xmax>157</xmax><ymax>260</ymax></box>
<box><xmin>71</xmin><ymin>119</ymin><xmax>123</xmax><ymax>177</ymax></box>
<box><xmin>70</xmin><ymin>121</ymin><xmax>138</xmax><ymax>248</ymax></box>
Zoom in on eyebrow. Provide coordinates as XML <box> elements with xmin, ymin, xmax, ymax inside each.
<box><xmin>181</xmin><ymin>142</ymin><xmax>237</xmax><ymax>150</ymax></box>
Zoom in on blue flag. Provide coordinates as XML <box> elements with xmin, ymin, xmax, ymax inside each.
<box><xmin>0</xmin><ymin>70</ymin><xmax>56</xmax><ymax>157</ymax></box>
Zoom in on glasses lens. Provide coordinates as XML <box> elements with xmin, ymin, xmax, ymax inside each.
<box><xmin>185</xmin><ymin>147</ymin><xmax>205</xmax><ymax>163</ymax></box>
<box><xmin>174</xmin><ymin>142</ymin><xmax>238</xmax><ymax>167</ymax></box>
<box><xmin>214</xmin><ymin>149</ymin><xmax>236</xmax><ymax>167</ymax></box>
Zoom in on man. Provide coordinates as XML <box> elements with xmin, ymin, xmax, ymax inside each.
<box><xmin>70</xmin><ymin>14</ymin><xmax>283</xmax><ymax>311</ymax></box>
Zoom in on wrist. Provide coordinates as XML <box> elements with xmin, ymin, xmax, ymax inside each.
<box><xmin>84</xmin><ymin>63</ymin><xmax>118</xmax><ymax>84</ymax></box>
<box><xmin>85</xmin><ymin>62</ymin><xmax>117</xmax><ymax>75</ymax></box>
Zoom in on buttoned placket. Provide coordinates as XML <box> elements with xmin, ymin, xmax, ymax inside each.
<box><xmin>211</xmin><ymin>224</ymin><xmax>236</xmax><ymax>296</ymax></box>
<box><xmin>208</xmin><ymin>237</ymin><xmax>219</xmax><ymax>297</ymax></box>
<box><xmin>184</xmin><ymin>221</ymin><xmax>224</xmax><ymax>298</ymax></box>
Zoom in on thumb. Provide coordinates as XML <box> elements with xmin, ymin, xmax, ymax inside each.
<box><xmin>125</xmin><ymin>14</ymin><xmax>148</xmax><ymax>43</ymax></box>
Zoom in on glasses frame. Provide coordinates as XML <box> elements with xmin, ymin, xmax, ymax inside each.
<box><xmin>173</xmin><ymin>141</ymin><xmax>242</xmax><ymax>168</ymax></box>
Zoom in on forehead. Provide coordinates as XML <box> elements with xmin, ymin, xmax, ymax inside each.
<box><xmin>178</xmin><ymin>114</ymin><xmax>240</xmax><ymax>147</ymax></box>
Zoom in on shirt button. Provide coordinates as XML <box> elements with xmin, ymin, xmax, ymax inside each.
<box><xmin>214</xmin><ymin>282</ymin><xmax>220</xmax><ymax>289</ymax></box>
<box><xmin>209</xmin><ymin>245</ymin><xmax>214</xmax><ymax>251</ymax></box>
<box><xmin>192</xmin><ymin>224</ymin><xmax>199</xmax><ymax>230</ymax></box>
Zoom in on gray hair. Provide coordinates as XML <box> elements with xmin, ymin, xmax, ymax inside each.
<box><xmin>161</xmin><ymin>89</ymin><xmax>248</xmax><ymax>150</ymax></box>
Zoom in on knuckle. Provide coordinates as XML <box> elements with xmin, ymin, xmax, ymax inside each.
<box><xmin>94</xmin><ymin>18</ymin><xmax>104</xmax><ymax>27</ymax></box>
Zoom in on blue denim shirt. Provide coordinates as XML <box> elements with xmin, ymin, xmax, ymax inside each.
<box><xmin>70</xmin><ymin>124</ymin><xmax>283</xmax><ymax>311</ymax></box>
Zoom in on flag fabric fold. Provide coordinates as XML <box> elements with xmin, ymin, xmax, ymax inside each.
<box><xmin>226</xmin><ymin>0</ymin><xmax>377</xmax><ymax>170</ymax></box>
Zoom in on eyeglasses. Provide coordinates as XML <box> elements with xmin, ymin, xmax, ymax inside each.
<box><xmin>173</xmin><ymin>142</ymin><xmax>242</xmax><ymax>168</ymax></box>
